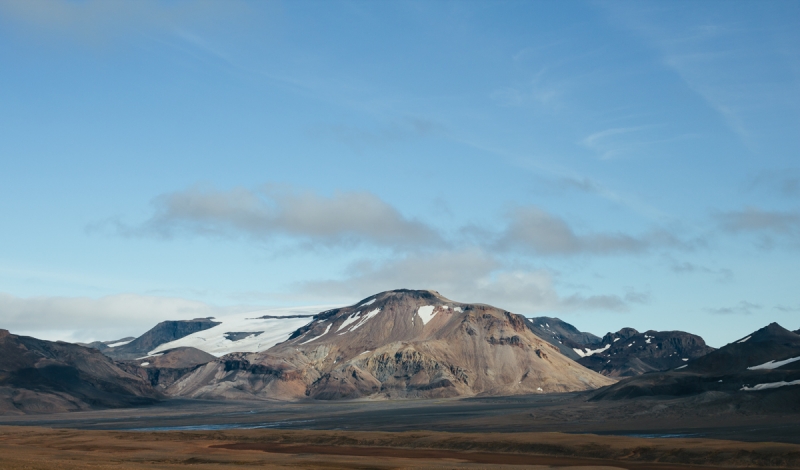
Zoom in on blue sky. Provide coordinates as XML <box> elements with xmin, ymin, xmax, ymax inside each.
<box><xmin>1</xmin><ymin>1</ymin><xmax>799</xmax><ymax>346</ymax></box>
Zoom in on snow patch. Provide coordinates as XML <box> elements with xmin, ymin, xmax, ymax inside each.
<box><xmin>140</xmin><ymin>362</ymin><xmax>150</xmax><ymax>367</ymax></box>
<box><xmin>359</xmin><ymin>298</ymin><xmax>376</xmax><ymax>307</ymax></box>
<box><xmin>747</xmin><ymin>355</ymin><xmax>800</xmax><ymax>370</ymax></box>
<box><xmin>107</xmin><ymin>340</ymin><xmax>133</xmax><ymax>348</ymax></box>
<box><xmin>337</xmin><ymin>311</ymin><xmax>361</xmax><ymax>333</ymax></box>
<box><xmin>675</xmin><ymin>365</ymin><xmax>688</xmax><ymax>370</ymax></box>
<box><xmin>742</xmin><ymin>379</ymin><xmax>800</xmax><ymax>391</ymax></box>
<box><xmin>349</xmin><ymin>308</ymin><xmax>382</xmax><ymax>332</ymax></box>
<box><xmin>147</xmin><ymin>306</ymin><xmax>323</xmax><ymax>357</ymax></box>
<box><xmin>136</xmin><ymin>352</ymin><xmax>163</xmax><ymax>360</ymax></box>
<box><xmin>299</xmin><ymin>323</ymin><xmax>332</xmax><ymax>345</ymax></box>
<box><xmin>682</xmin><ymin>358</ymin><xmax>688</xmax><ymax>362</ymax></box>
<box><xmin>613</xmin><ymin>338</ymin><xmax>621</xmax><ymax>342</ymax></box>
<box><xmin>417</xmin><ymin>305</ymin><xmax>436</xmax><ymax>325</ymax></box>
<box><xmin>645</xmin><ymin>338</ymin><xmax>651</xmax><ymax>344</ymax></box>
<box><xmin>738</xmin><ymin>335</ymin><xmax>752</xmax><ymax>343</ymax></box>
<box><xmin>453</xmin><ymin>307</ymin><xmax>463</xmax><ymax>312</ymax></box>
<box><xmin>573</xmin><ymin>344</ymin><xmax>611</xmax><ymax>358</ymax></box>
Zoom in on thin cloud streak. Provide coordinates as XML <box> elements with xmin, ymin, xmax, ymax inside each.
<box><xmin>292</xmin><ymin>248</ymin><xmax>631</xmax><ymax>315</ymax></box>
<box><xmin>107</xmin><ymin>184</ymin><xmax>444</xmax><ymax>250</ymax></box>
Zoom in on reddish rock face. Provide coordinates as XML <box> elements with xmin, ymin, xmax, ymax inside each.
<box><xmin>166</xmin><ymin>289</ymin><xmax>615</xmax><ymax>401</ymax></box>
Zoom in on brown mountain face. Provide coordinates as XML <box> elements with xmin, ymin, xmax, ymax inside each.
<box><xmin>168</xmin><ymin>290</ymin><xmax>615</xmax><ymax>401</ymax></box>
<box><xmin>0</xmin><ymin>329</ymin><xmax>160</xmax><ymax>415</ymax></box>
<box><xmin>116</xmin><ymin>347</ymin><xmax>217</xmax><ymax>391</ymax></box>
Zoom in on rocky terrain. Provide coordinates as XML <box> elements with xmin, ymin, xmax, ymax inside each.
<box><xmin>526</xmin><ymin>316</ymin><xmax>602</xmax><ymax>360</ymax></box>
<box><xmin>575</xmin><ymin>328</ymin><xmax>714</xmax><ymax>377</ymax></box>
<box><xmin>102</xmin><ymin>318</ymin><xmax>221</xmax><ymax>360</ymax></box>
<box><xmin>116</xmin><ymin>347</ymin><xmax>217</xmax><ymax>391</ymax></box>
<box><xmin>0</xmin><ymin>329</ymin><xmax>159</xmax><ymax>415</ymax></box>
<box><xmin>166</xmin><ymin>289</ymin><xmax>615</xmax><ymax>400</ymax></box>
<box><xmin>530</xmin><ymin>318</ymin><xmax>714</xmax><ymax>377</ymax></box>
<box><xmin>592</xmin><ymin>322</ymin><xmax>800</xmax><ymax>400</ymax></box>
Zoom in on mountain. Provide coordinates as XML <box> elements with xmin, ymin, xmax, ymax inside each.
<box><xmin>102</xmin><ymin>318</ymin><xmax>222</xmax><ymax>360</ymax></box>
<box><xmin>166</xmin><ymin>290</ymin><xmax>615</xmax><ymax>401</ymax></box>
<box><xmin>77</xmin><ymin>337</ymin><xmax>136</xmax><ymax>351</ymax></box>
<box><xmin>575</xmin><ymin>328</ymin><xmax>714</xmax><ymax>377</ymax></box>
<box><xmin>142</xmin><ymin>309</ymin><xmax>318</xmax><ymax>357</ymax></box>
<box><xmin>592</xmin><ymin>322</ymin><xmax>800</xmax><ymax>400</ymax></box>
<box><xmin>526</xmin><ymin>317</ymin><xmax>601</xmax><ymax>360</ymax></box>
<box><xmin>0</xmin><ymin>329</ymin><xmax>159</xmax><ymax>415</ymax></box>
<box><xmin>527</xmin><ymin>317</ymin><xmax>714</xmax><ymax>377</ymax></box>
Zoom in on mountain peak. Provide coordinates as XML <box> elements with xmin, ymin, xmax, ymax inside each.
<box><xmin>168</xmin><ymin>292</ymin><xmax>615</xmax><ymax>400</ymax></box>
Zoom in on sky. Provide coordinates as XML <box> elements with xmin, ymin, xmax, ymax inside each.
<box><xmin>1</xmin><ymin>1</ymin><xmax>799</xmax><ymax>347</ymax></box>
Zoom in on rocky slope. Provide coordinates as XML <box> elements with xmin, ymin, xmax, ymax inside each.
<box><xmin>592</xmin><ymin>322</ymin><xmax>800</xmax><ymax>400</ymax></box>
<box><xmin>117</xmin><ymin>347</ymin><xmax>217</xmax><ymax>391</ymax></box>
<box><xmin>102</xmin><ymin>318</ymin><xmax>221</xmax><ymax>360</ymax></box>
<box><xmin>0</xmin><ymin>329</ymin><xmax>160</xmax><ymax>415</ymax></box>
<box><xmin>167</xmin><ymin>290</ymin><xmax>615</xmax><ymax>401</ymax></box>
<box><xmin>575</xmin><ymin>328</ymin><xmax>714</xmax><ymax>377</ymax></box>
<box><xmin>528</xmin><ymin>317</ymin><xmax>714</xmax><ymax>377</ymax></box>
<box><xmin>78</xmin><ymin>337</ymin><xmax>136</xmax><ymax>351</ymax></box>
<box><xmin>526</xmin><ymin>317</ymin><xmax>602</xmax><ymax>360</ymax></box>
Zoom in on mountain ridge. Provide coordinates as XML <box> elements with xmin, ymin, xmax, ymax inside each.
<box><xmin>165</xmin><ymin>289</ymin><xmax>615</xmax><ymax>401</ymax></box>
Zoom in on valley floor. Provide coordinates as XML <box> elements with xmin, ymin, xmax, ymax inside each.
<box><xmin>2</xmin><ymin>393</ymin><xmax>800</xmax><ymax>468</ymax></box>
<box><xmin>1</xmin><ymin>425</ymin><xmax>799</xmax><ymax>469</ymax></box>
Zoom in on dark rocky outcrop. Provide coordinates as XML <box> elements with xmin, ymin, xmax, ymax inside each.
<box><xmin>526</xmin><ymin>317</ymin><xmax>602</xmax><ymax>360</ymax></box>
<box><xmin>0</xmin><ymin>329</ymin><xmax>160</xmax><ymax>415</ymax></box>
<box><xmin>77</xmin><ymin>337</ymin><xmax>135</xmax><ymax>351</ymax></box>
<box><xmin>102</xmin><ymin>318</ymin><xmax>220</xmax><ymax>360</ymax></box>
<box><xmin>592</xmin><ymin>323</ymin><xmax>800</xmax><ymax>401</ymax></box>
<box><xmin>576</xmin><ymin>329</ymin><xmax>714</xmax><ymax>377</ymax></box>
<box><xmin>527</xmin><ymin>318</ymin><xmax>714</xmax><ymax>377</ymax></box>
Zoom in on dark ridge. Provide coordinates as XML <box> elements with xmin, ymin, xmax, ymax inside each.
<box><xmin>103</xmin><ymin>319</ymin><xmax>221</xmax><ymax>360</ymax></box>
<box><xmin>591</xmin><ymin>322</ymin><xmax>800</xmax><ymax>401</ymax></box>
<box><xmin>0</xmin><ymin>331</ymin><xmax>159</xmax><ymax>414</ymax></box>
<box><xmin>224</xmin><ymin>331</ymin><xmax>263</xmax><ymax>342</ymax></box>
<box><xmin>77</xmin><ymin>337</ymin><xmax>136</xmax><ymax>351</ymax></box>
<box><xmin>525</xmin><ymin>317</ymin><xmax>602</xmax><ymax>360</ymax></box>
<box><xmin>578</xmin><ymin>329</ymin><xmax>714</xmax><ymax>377</ymax></box>
<box><xmin>252</xmin><ymin>315</ymin><xmax>315</xmax><ymax>320</ymax></box>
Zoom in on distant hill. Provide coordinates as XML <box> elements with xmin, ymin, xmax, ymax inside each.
<box><xmin>166</xmin><ymin>290</ymin><xmax>615</xmax><ymax>401</ymax></box>
<box><xmin>0</xmin><ymin>329</ymin><xmax>159</xmax><ymax>415</ymax></box>
<box><xmin>592</xmin><ymin>322</ymin><xmax>800</xmax><ymax>401</ymax></box>
<box><xmin>575</xmin><ymin>328</ymin><xmax>714</xmax><ymax>377</ymax></box>
<box><xmin>527</xmin><ymin>318</ymin><xmax>714</xmax><ymax>377</ymax></box>
<box><xmin>77</xmin><ymin>337</ymin><xmax>136</xmax><ymax>351</ymax></box>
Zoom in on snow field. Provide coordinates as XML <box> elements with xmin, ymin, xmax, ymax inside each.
<box><xmin>147</xmin><ymin>306</ymin><xmax>327</xmax><ymax>357</ymax></box>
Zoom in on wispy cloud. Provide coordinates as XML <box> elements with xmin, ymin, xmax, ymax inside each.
<box><xmin>715</xmin><ymin>207</ymin><xmax>800</xmax><ymax>235</ymax></box>
<box><xmin>293</xmin><ymin>248</ymin><xmax>631</xmax><ymax>315</ymax></box>
<box><xmin>491</xmin><ymin>205</ymin><xmax>690</xmax><ymax>256</ymax></box>
<box><xmin>310</xmin><ymin>117</ymin><xmax>446</xmax><ymax>152</ymax></box>
<box><xmin>100</xmin><ymin>184</ymin><xmax>443</xmax><ymax>250</ymax></box>
<box><xmin>746</xmin><ymin>169</ymin><xmax>800</xmax><ymax>199</ymax></box>
<box><xmin>668</xmin><ymin>259</ymin><xmax>733</xmax><ymax>282</ymax></box>
<box><xmin>0</xmin><ymin>0</ymin><xmax>250</xmax><ymax>43</ymax></box>
<box><xmin>706</xmin><ymin>300</ymin><xmax>762</xmax><ymax>315</ymax></box>
<box><xmin>0</xmin><ymin>292</ymin><xmax>230</xmax><ymax>342</ymax></box>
